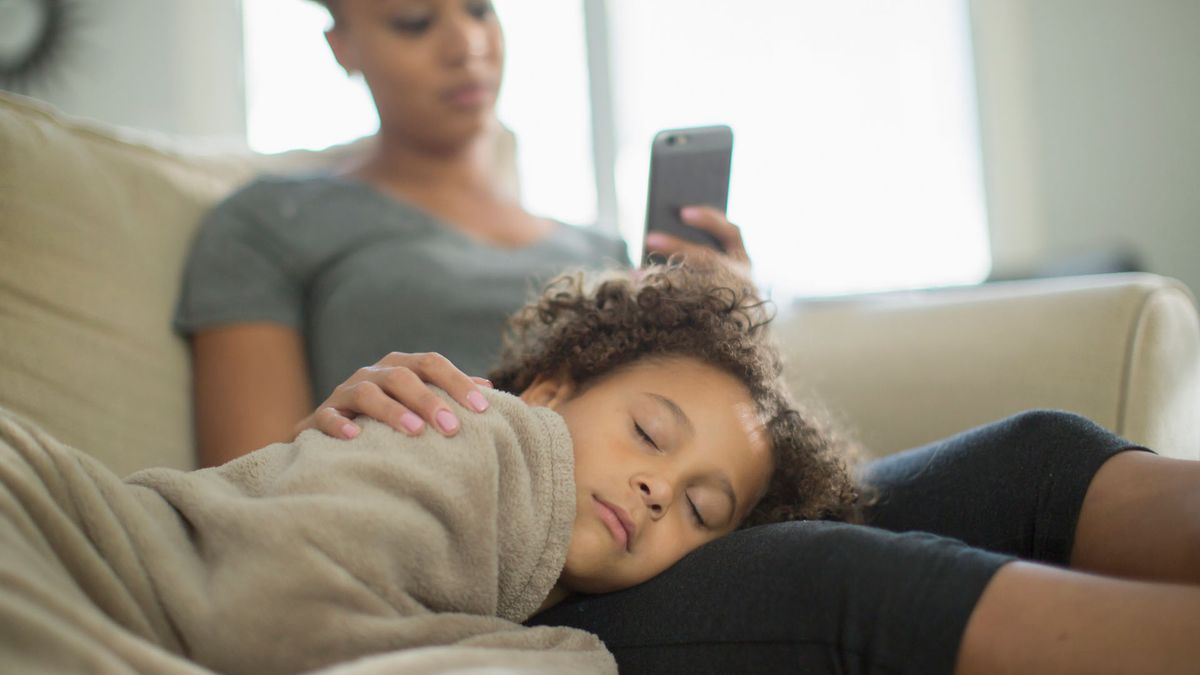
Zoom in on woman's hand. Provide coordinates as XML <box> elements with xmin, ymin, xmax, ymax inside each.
<box><xmin>294</xmin><ymin>352</ymin><xmax>493</xmax><ymax>441</ymax></box>
<box><xmin>642</xmin><ymin>206</ymin><xmax>752</xmax><ymax>276</ymax></box>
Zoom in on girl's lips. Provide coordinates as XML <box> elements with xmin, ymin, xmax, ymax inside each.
<box><xmin>593</xmin><ymin>496</ymin><xmax>633</xmax><ymax>552</ymax></box>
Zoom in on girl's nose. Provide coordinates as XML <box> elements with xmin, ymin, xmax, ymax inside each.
<box><xmin>634</xmin><ymin>474</ymin><xmax>674</xmax><ymax>520</ymax></box>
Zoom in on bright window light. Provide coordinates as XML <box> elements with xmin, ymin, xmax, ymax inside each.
<box><xmin>242</xmin><ymin>0</ymin><xmax>378</xmax><ymax>153</ymax></box>
<box><xmin>609</xmin><ymin>0</ymin><xmax>990</xmax><ymax>297</ymax></box>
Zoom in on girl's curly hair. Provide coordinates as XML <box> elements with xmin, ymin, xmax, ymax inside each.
<box><xmin>488</xmin><ymin>262</ymin><xmax>867</xmax><ymax>527</ymax></box>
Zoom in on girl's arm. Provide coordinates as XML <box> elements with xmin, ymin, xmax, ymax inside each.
<box><xmin>192</xmin><ymin>324</ymin><xmax>312</xmax><ymax>467</ymax></box>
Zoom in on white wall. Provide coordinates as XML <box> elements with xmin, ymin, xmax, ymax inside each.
<box><xmin>19</xmin><ymin>0</ymin><xmax>245</xmax><ymax>140</ymax></box>
<box><xmin>971</xmin><ymin>0</ymin><xmax>1200</xmax><ymax>294</ymax></box>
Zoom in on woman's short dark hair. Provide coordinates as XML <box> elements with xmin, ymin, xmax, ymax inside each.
<box><xmin>489</xmin><ymin>262</ymin><xmax>866</xmax><ymax>526</ymax></box>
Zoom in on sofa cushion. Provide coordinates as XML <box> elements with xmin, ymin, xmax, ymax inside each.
<box><xmin>0</xmin><ymin>92</ymin><xmax>521</xmax><ymax>475</ymax></box>
<box><xmin>0</xmin><ymin>93</ymin><xmax>261</xmax><ymax>474</ymax></box>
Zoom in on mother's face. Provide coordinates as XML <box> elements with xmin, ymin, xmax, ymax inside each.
<box><xmin>326</xmin><ymin>0</ymin><xmax>504</xmax><ymax>150</ymax></box>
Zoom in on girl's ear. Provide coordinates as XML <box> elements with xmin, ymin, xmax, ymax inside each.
<box><xmin>519</xmin><ymin>372</ymin><xmax>575</xmax><ymax>410</ymax></box>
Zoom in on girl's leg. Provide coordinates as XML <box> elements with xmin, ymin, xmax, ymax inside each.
<box><xmin>957</xmin><ymin>561</ymin><xmax>1200</xmax><ymax>675</ymax></box>
<box><xmin>1071</xmin><ymin>450</ymin><xmax>1200</xmax><ymax>585</ymax></box>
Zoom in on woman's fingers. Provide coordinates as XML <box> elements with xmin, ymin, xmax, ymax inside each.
<box><xmin>388</xmin><ymin>351</ymin><xmax>490</xmax><ymax>416</ymax></box>
<box><xmin>307</xmin><ymin>352</ymin><xmax>492</xmax><ymax>441</ymax></box>
<box><xmin>644</xmin><ymin>231</ymin><xmax>720</xmax><ymax>263</ymax></box>
<box><xmin>642</xmin><ymin>206</ymin><xmax>752</xmax><ymax>275</ymax></box>
<box><xmin>373</xmin><ymin>365</ymin><xmax>465</xmax><ymax>436</ymax></box>
<box><xmin>311</xmin><ymin>406</ymin><xmax>362</xmax><ymax>440</ymax></box>
<box><xmin>678</xmin><ymin>205</ymin><xmax>750</xmax><ymax>265</ymax></box>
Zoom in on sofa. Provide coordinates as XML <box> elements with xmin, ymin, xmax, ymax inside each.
<box><xmin>1</xmin><ymin>90</ymin><xmax>1197</xmax><ymax>477</ymax></box>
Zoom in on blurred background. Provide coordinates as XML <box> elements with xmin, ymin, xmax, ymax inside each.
<box><xmin>7</xmin><ymin>0</ymin><xmax>1198</xmax><ymax>300</ymax></box>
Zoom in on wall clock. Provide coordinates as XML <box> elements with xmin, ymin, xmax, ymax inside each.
<box><xmin>0</xmin><ymin>0</ymin><xmax>77</xmax><ymax>92</ymax></box>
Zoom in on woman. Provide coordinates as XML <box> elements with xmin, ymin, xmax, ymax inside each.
<box><xmin>175</xmin><ymin>0</ymin><xmax>749</xmax><ymax>466</ymax></box>
<box><xmin>179</xmin><ymin>2</ymin><xmax>1200</xmax><ymax>673</ymax></box>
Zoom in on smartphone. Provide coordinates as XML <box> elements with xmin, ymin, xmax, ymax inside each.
<box><xmin>643</xmin><ymin>125</ymin><xmax>733</xmax><ymax>264</ymax></box>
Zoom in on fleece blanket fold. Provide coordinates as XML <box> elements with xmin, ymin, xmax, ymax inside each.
<box><xmin>0</xmin><ymin>390</ymin><xmax>614</xmax><ymax>674</ymax></box>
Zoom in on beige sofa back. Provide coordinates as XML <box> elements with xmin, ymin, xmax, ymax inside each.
<box><xmin>0</xmin><ymin>94</ymin><xmax>257</xmax><ymax>474</ymax></box>
<box><xmin>777</xmin><ymin>274</ymin><xmax>1200</xmax><ymax>460</ymax></box>
<box><xmin>0</xmin><ymin>92</ymin><xmax>521</xmax><ymax>475</ymax></box>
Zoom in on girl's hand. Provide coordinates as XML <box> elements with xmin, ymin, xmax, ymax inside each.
<box><xmin>294</xmin><ymin>352</ymin><xmax>493</xmax><ymax>440</ymax></box>
<box><xmin>642</xmin><ymin>206</ymin><xmax>752</xmax><ymax>276</ymax></box>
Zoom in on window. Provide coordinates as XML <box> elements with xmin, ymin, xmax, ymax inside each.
<box><xmin>242</xmin><ymin>0</ymin><xmax>989</xmax><ymax>297</ymax></box>
<box><xmin>606</xmin><ymin>0</ymin><xmax>990</xmax><ymax>297</ymax></box>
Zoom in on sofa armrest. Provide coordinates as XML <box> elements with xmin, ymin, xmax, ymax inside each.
<box><xmin>775</xmin><ymin>273</ymin><xmax>1200</xmax><ymax>460</ymax></box>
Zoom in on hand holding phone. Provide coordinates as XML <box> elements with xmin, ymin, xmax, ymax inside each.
<box><xmin>643</xmin><ymin>125</ymin><xmax>733</xmax><ymax>264</ymax></box>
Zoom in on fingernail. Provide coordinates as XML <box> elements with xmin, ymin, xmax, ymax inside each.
<box><xmin>436</xmin><ymin>409</ymin><xmax>459</xmax><ymax>434</ymax></box>
<box><xmin>680</xmin><ymin>206</ymin><xmax>702</xmax><ymax>221</ymax></box>
<box><xmin>645</xmin><ymin>233</ymin><xmax>669</xmax><ymax>248</ymax></box>
<box><xmin>341</xmin><ymin>423</ymin><xmax>360</xmax><ymax>439</ymax></box>
<box><xmin>399</xmin><ymin>412</ymin><xmax>424</xmax><ymax>434</ymax></box>
<box><xmin>467</xmin><ymin>391</ymin><xmax>489</xmax><ymax>412</ymax></box>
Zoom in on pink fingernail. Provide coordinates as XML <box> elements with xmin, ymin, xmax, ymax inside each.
<box><xmin>436</xmin><ymin>409</ymin><xmax>459</xmax><ymax>433</ymax></box>
<box><xmin>399</xmin><ymin>412</ymin><xmax>424</xmax><ymax>434</ymax></box>
<box><xmin>341</xmin><ymin>423</ymin><xmax>360</xmax><ymax>439</ymax></box>
<box><xmin>467</xmin><ymin>391</ymin><xmax>489</xmax><ymax>412</ymax></box>
<box><xmin>680</xmin><ymin>206</ymin><xmax>701</xmax><ymax>220</ymax></box>
<box><xmin>645</xmin><ymin>233</ymin><xmax>669</xmax><ymax>248</ymax></box>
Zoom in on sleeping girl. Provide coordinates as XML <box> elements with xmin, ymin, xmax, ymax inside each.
<box><xmin>0</xmin><ymin>262</ymin><xmax>858</xmax><ymax>675</ymax></box>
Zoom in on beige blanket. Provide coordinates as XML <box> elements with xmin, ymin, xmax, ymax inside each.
<box><xmin>0</xmin><ymin>390</ymin><xmax>615</xmax><ymax>674</ymax></box>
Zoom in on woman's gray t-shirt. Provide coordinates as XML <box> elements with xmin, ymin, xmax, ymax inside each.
<box><xmin>174</xmin><ymin>175</ymin><xmax>629</xmax><ymax>400</ymax></box>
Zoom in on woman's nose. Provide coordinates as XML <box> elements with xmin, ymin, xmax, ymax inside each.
<box><xmin>634</xmin><ymin>474</ymin><xmax>674</xmax><ymax>519</ymax></box>
<box><xmin>439</xmin><ymin>12</ymin><xmax>491</xmax><ymax>64</ymax></box>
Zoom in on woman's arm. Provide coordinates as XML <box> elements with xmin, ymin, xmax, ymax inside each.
<box><xmin>193</xmin><ymin>325</ymin><xmax>495</xmax><ymax>466</ymax></box>
<box><xmin>192</xmin><ymin>324</ymin><xmax>313</xmax><ymax>467</ymax></box>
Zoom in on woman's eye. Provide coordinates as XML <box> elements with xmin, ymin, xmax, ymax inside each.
<box><xmin>633</xmin><ymin>422</ymin><xmax>660</xmax><ymax>451</ymax></box>
<box><xmin>390</xmin><ymin>16</ymin><xmax>433</xmax><ymax>34</ymax></box>
<box><xmin>466</xmin><ymin>0</ymin><xmax>494</xmax><ymax>19</ymax></box>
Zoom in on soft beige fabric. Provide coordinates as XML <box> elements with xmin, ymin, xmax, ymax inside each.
<box><xmin>778</xmin><ymin>273</ymin><xmax>1200</xmax><ymax>460</ymax></box>
<box><xmin>0</xmin><ymin>91</ymin><xmax>519</xmax><ymax>476</ymax></box>
<box><xmin>0</xmin><ymin>388</ymin><xmax>615</xmax><ymax>675</ymax></box>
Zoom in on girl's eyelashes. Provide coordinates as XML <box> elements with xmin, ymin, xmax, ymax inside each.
<box><xmin>633</xmin><ymin>421</ymin><xmax>660</xmax><ymax>452</ymax></box>
<box><xmin>687</xmin><ymin>496</ymin><xmax>707</xmax><ymax>528</ymax></box>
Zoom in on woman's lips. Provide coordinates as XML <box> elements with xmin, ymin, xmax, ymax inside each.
<box><xmin>594</xmin><ymin>496</ymin><xmax>633</xmax><ymax>552</ymax></box>
<box><xmin>442</xmin><ymin>83</ymin><xmax>492</xmax><ymax>109</ymax></box>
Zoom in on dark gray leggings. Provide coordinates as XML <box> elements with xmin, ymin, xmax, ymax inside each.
<box><xmin>529</xmin><ymin>410</ymin><xmax>1145</xmax><ymax>674</ymax></box>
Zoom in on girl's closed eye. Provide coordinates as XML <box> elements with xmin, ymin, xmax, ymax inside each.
<box><xmin>633</xmin><ymin>421</ymin><xmax>660</xmax><ymax>452</ymax></box>
<box><xmin>687</xmin><ymin>495</ymin><xmax>707</xmax><ymax>528</ymax></box>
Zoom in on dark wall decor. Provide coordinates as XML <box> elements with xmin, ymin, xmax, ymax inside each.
<box><xmin>0</xmin><ymin>0</ymin><xmax>82</xmax><ymax>92</ymax></box>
